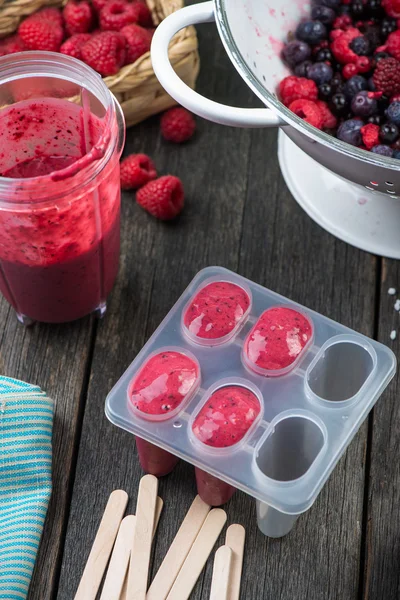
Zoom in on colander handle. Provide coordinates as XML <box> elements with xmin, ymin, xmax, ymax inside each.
<box><xmin>151</xmin><ymin>1</ymin><xmax>284</xmax><ymax>128</ymax></box>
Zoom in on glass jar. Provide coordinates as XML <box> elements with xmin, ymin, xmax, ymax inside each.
<box><xmin>0</xmin><ymin>52</ymin><xmax>125</xmax><ymax>324</ymax></box>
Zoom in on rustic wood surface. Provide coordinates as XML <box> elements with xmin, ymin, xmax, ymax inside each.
<box><xmin>0</xmin><ymin>7</ymin><xmax>393</xmax><ymax>600</ymax></box>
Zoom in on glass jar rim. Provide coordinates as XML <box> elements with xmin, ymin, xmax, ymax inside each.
<box><xmin>0</xmin><ymin>51</ymin><xmax>123</xmax><ymax>207</ymax></box>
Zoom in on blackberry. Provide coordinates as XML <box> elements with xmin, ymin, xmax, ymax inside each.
<box><xmin>374</xmin><ymin>51</ymin><xmax>390</xmax><ymax>63</ymax></box>
<box><xmin>351</xmin><ymin>1</ymin><xmax>365</xmax><ymax>17</ymax></box>
<box><xmin>367</xmin><ymin>114</ymin><xmax>384</xmax><ymax>125</ymax></box>
<box><xmin>331</xmin><ymin>72</ymin><xmax>343</xmax><ymax>90</ymax></box>
<box><xmin>379</xmin><ymin>122</ymin><xmax>400</xmax><ymax>143</ymax></box>
<box><xmin>338</xmin><ymin>5</ymin><xmax>351</xmax><ymax>15</ymax></box>
<box><xmin>381</xmin><ymin>18</ymin><xmax>397</xmax><ymax>37</ymax></box>
<box><xmin>364</xmin><ymin>25</ymin><xmax>382</xmax><ymax>50</ymax></box>
<box><xmin>315</xmin><ymin>48</ymin><xmax>333</xmax><ymax>62</ymax></box>
<box><xmin>366</xmin><ymin>0</ymin><xmax>383</xmax><ymax>17</ymax></box>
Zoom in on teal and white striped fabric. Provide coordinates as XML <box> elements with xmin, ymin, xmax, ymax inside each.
<box><xmin>0</xmin><ymin>376</ymin><xmax>53</xmax><ymax>600</ymax></box>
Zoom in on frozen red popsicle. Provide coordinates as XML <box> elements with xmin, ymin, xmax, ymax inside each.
<box><xmin>192</xmin><ymin>385</ymin><xmax>261</xmax><ymax>505</ymax></box>
<box><xmin>183</xmin><ymin>281</ymin><xmax>250</xmax><ymax>342</ymax></box>
<box><xmin>129</xmin><ymin>350</ymin><xmax>200</xmax><ymax>476</ymax></box>
<box><xmin>244</xmin><ymin>307</ymin><xmax>313</xmax><ymax>375</ymax></box>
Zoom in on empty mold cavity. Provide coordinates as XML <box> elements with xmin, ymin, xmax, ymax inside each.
<box><xmin>307</xmin><ymin>340</ymin><xmax>374</xmax><ymax>403</ymax></box>
<box><xmin>255</xmin><ymin>416</ymin><xmax>324</xmax><ymax>482</ymax></box>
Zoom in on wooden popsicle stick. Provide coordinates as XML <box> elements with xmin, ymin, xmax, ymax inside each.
<box><xmin>100</xmin><ymin>515</ymin><xmax>136</xmax><ymax>600</ymax></box>
<box><xmin>127</xmin><ymin>475</ymin><xmax>159</xmax><ymax>600</ymax></box>
<box><xmin>209</xmin><ymin>546</ymin><xmax>233</xmax><ymax>600</ymax></box>
<box><xmin>225</xmin><ymin>524</ymin><xmax>245</xmax><ymax>600</ymax></box>
<box><xmin>146</xmin><ymin>495</ymin><xmax>211</xmax><ymax>600</ymax></box>
<box><xmin>74</xmin><ymin>489</ymin><xmax>128</xmax><ymax>600</ymax></box>
<box><xmin>166</xmin><ymin>508</ymin><xmax>227</xmax><ymax>600</ymax></box>
<box><xmin>153</xmin><ymin>496</ymin><xmax>164</xmax><ymax>538</ymax></box>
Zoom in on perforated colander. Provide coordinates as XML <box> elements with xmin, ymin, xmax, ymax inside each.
<box><xmin>151</xmin><ymin>0</ymin><xmax>400</xmax><ymax>258</ymax></box>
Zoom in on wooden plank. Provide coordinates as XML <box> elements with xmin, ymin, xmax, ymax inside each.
<box><xmin>362</xmin><ymin>259</ymin><xmax>400</xmax><ymax>600</ymax></box>
<box><xmin>56</xmin><ymin>12</ymin><xmax>255</xmax><ymax>599</ymax></box>
<box><xmin>0</xmin><ymin>300</ymin><xmax>95</xmax><ymax>600</ymax></box>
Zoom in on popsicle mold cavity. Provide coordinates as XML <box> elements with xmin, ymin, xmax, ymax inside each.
<box><xmin>243</xmin><ymin>307</ymin><xmax>313</xmax><ymax>376</ymax></box>
<box><xmin>255</xmin><ymin>416</ymin><xmax>325</xmax><ymax>482</ymax></box>
<box><xmin>128</xmin><ymin>349</ymin><xmax>201</xmax><ymax>421</ymax></box>
<box><xmin>191</xmin><ymin>384</ymin><xmax>261</xmax><ymax>450</ymax></box>
<box><xmin>182</xmin><ymin>280</ymin><xmax>251</xmax><ymax>346</ymax></box>
<box><xmin>306</xmin><ymin>338</ymin><xmax>375</xmax><ymax>403</ymax></box>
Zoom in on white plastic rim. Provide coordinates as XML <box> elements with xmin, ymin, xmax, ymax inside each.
<box><xmin>150</xmin><ymin>1</ymin><xmax>284</xmax><ymax>128</ymax></box>
<box><xmin>279</xmin><ymin>131</ymin><xmax>400</xmax><ymax>259</ymax></box>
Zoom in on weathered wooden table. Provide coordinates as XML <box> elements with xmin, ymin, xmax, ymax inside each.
<box><xmin>8</xmin><ymin>14</ymin><xmax>397</xmax><ymax>600</ymax></box>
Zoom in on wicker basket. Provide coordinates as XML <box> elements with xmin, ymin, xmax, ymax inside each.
<box><xmin>0</xmin><ymin>0</ymin><xmax>200</xmax><ymax>127</ymax></box>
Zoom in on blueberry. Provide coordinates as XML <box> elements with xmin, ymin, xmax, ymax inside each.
<box><xmin>330</xmin><ymin>92</ymin><xmax>349</xmax><ymax>115</ymax></box>
<box><xmin>337</xmin><ymin>119</ymin><xmax>363</xmax><ymax>146</ymax></box>
<box><xmin>349</xmin><ymin>36</ymin><xmax>371</xmax><ymax>56</ymax></box>
<box><xmin>371</xmin><ymin>144</ymin><xmax>394</xmax><ymax>156</ymax></box>
<box><xmin>319</xmin><ymin>82</ymin><xmax>333</xmax><ymax>99</ymax></box>
<box><xmin>386</xmin><ymin>101</ymin><xmax>400</xmax><ymax>126</ymax></box>
<box><xmin>343</xmin><ymin>75</ymin><xmax>368</xmax><ymax>99</ymax></box>
<box><xmin>351</xmin><ymin>90</ymin><xmax>378</xmax><ymax>116</ymax></box>
<box><xmin>368</xmin><ymin>114</ymin><xmax>384</xmax><ymax>125</ymax></box>
<box><xmin>307</xmin><ymin>62</ymin><xmax>333</xmax><ymax>84</ymax></box>
<box><xmin>294</xmin><ymin>60</ymin><xmax>313</xmax><ymax>77</ymax></box>
<box><xmin>296</xmin><ymin>20</ymin><xmax>327</xmax><ymax>45</ymax></box>
<box><xmin>381</xmin><ymin>18</ymin><xmax>397</xmax><ymax>37</ymax></box>
<box><xmin>282</xmin><ymin>41</ymin><xmax>311</xmax><ymax>67</ymax></box>
<box><xmin>392</xmin><ymin>150</ymin><xmax>400</xmax><ymax>159</ymax></box>
<box><xmin>378</xmin><ymin>95</ymin><xmax>390</xmax><ymax>112</ymax></box>
<box><xmin>380</xmin><ymin>123</ymin><xmax>399</xmax><ymax>143</ymax></box>
<box><xmin>315</xmin><ymin>48</ymin><xmax>333</xmax><ymax>62</ymax></box>
<box><xmin>311</xmin><ymin>5</ymin><xmax>336</xmax><ymax>24</ymax></box>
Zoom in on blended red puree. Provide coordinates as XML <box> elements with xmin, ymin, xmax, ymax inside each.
<box><xmin>0</xmin><ymin>97</ymin><xmax>120</xmax><ymax>323</ymax></box>
<box><xmin>184</xmin><ymin>281</ymin><xmax>250</xmax><ymax>340</ymax></box>
<box><xmin>245</xmin><ymin>307</ymin><xmax>312</xmax><ymax>372</ymax></box>
<box><xmin>192</xmin><ymin>385</ymin><xmax>260</xmax><ymax>448</ymax></box>
<box><xmin>130</xmin><ymin>351</ymin><xmax>200</xmax><ymax>416</ymax></box>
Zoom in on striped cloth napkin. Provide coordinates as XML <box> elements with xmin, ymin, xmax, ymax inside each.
<box><xmin>0</xmin><ymin>376</ymin><xmax>54</xmax><ymax>600</ymax></box>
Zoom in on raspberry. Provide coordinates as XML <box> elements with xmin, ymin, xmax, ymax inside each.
<box><xmin>315</xmin><ymin>100</ymin><xmax>337</xmax><ymax>129</ymax></box>
<box><xmin>356</xmin><ymin>56</ymin><xmax>371</xmax><ymax>73</ymax></box>
<box><xmin>120</xmin><ymin>153</ymin><xmax>157</xmax><ymax>189</ymax></box>
<box><xmin>121</xmin><ymin>23</ymin><xmax>151</xmax><ymax>63</ymax></box>
<box><xmin>136</xmin><ymin>175</ymin><xmax>184</xmax><ymax>220</ymax></box>
<box><xmin>387</xmin><ymin>29</ymin><xmax>400</xmax><ymax>60</ymax></box>
<box><xmin>129</xmin><ymin>3</ymin><xmax>153</xmax><ymax>27</ymax></box>
<box><xmin>29</xmin><ymin>7</ymin><xmax>63</xmax><ymax>27</ymax></box>
<box><xmin>373</xmin><ymin>57</ymin><xmax>400</xmax><ymax>95</ymax></box>
<box><xmin>288</xmin><ymin>99</ymin><xmax>324</xmax><ymax>129</ymax></box>
<box><xmin>2</xmin><ymin>34</ymin><xmax>25</xmax><ymax>54</ymax></box>
<box><xmin>100</xmin><ymin>0</ymin><xmax>141</xmax><ymax>30</ymax></box>
<box><xmin>160</xmin><ymin>107</ymin><xmax>196</xmax><ymax>143</ymax></box>
<box><xmin>331</xmin><ymin>28</ymin><xmax>361</xmax><ymax>64</ymax></box>
<box><xmin>63</xmin><ymin>1</ymin><xmax>94</xmax><ymax>35</ymax></box>
<box><xmin>279</xmin><ymin>75</ymin><xmax>318</xmax><ymax>106</ymax></box>
<box><xmin>333</xmin><ymin>15</ymin><xmax>352</xmax><ymax>29</ymax></box>
<box><xmin>60</xmin><ymin>33</ymin><xmax>92</xmax><ymax>59</ymax></box>
<box><xmin>383</xmin><ymin>0</ymin><xmax>400</xmax><ymax>18</ymax></box>
<box><xmin>18</xmin><ymin>19</ymin><xmax>63</xmax><ymax>51</ymax></box>
<box><xmin>361</xmin><ymin>123</ymin><xmax>380</xmax><ymax>149</ymax></box>
<box><xmin>92</xmin><ymin>0</ymin><xmax>109</xmax><ymax>10</ymax></box>
<box><xmin>81</xmin><ymin>31</ymin><xmax>126</xmax><ymax>75</ymax></box>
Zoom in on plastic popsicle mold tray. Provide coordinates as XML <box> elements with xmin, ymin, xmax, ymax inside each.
<box><xmin>106</xmin><ymin>267</ymin><xmax>396</xmax><ymax>522</ymax></box>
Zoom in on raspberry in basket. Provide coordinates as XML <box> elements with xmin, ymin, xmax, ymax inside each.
<box><xmin>1</xmin><ymin>34</ymin><xmax>25</xmax><ymax>55</ymax></box>
<box><xmin>63</xmin><ymin>0</ymin><xmax>94</xmax><ymax>35</ymax></box>
<box><xmin>81</xmin><ymin>32</ymin><xmax>126</xmax><ymax>76</ymax></box>
<box><xmin>121</xmin><ymin>24</ymin><xmax>152</xmax><ymax>64</ymax></box>
<box><xmin>92</xmin><ymin>0</ymin><xmax>109</xmax><ymax>10</ymax></box>
<box><xmin>120</xmin><ymin>154</ymin><xmax>157</xmax><ymax>190</ymax></box>
<box><xmin>29</xmin><ymin>7</ymin><xmax>64</xmax><ymax>27</ymax></box>
<box><xmin>129</xmin><ymin>3</ymin><xmax>153</xmax><ymax>28</ymax></box>
<box><xmin>100</xmin><ymin>0</ymin><xmax>144</xmax><ymax>31</ymax></box>
<box><xmin>160</xmin><ymin>107</ymin><xmax>196</xmax><ymax>143</ymax></box>
<box><xmin>60</xmin><ymin>33</ymin><xmax>92</xmax><ymax>60</ymax></box>
<box><xmin>18</xmin><ymin>19</ymin><xmax>63</xmax><ymax>52</ymax></box>
<box><xmin>373</xmin><ymin>57</ymin><xmax>400</xmax><ymax>96</ymax></box>
<box><xmin>136</xmin><ymin>175</ymin><xmax>184</xmax><ymax>220</ymax></box>
<box><xmin>288</xmin><ymin>99</ymin><xmax>324</xmax><ymax>129</ymax></box>
<box><xmin>279</xmin><ymin>76</ymin><xmax>318</xmax><ymax>107</ymax></box>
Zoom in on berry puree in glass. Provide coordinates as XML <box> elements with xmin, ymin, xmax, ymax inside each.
<box><xmin>193</xmin><ymin>385</ymin><xmax>261</xmax><ymax>506</ymax></box>
<box><xmin>244</xmin><ymin>307</ymin><xmax>313</xmax><ymax>375</ymax></box>
<box><xmin>0</xmin><ymin>97</ymin><xmax>121</xmax><ymax>323</ymax></box>
<box><xmin>129</xmin><ymin>350</ymin><xmax>200</xmax><ymax>477</ymax></box>
<box><xmin>183</xmin><ymin>281</ymin><xmax>250</xmax><ymax>342</ymax></box>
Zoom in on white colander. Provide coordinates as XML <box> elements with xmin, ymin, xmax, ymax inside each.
<box><xmin>151</xmin><ymin>0</ymin><xmax>400</xmax><ymax>258</ymax></box>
